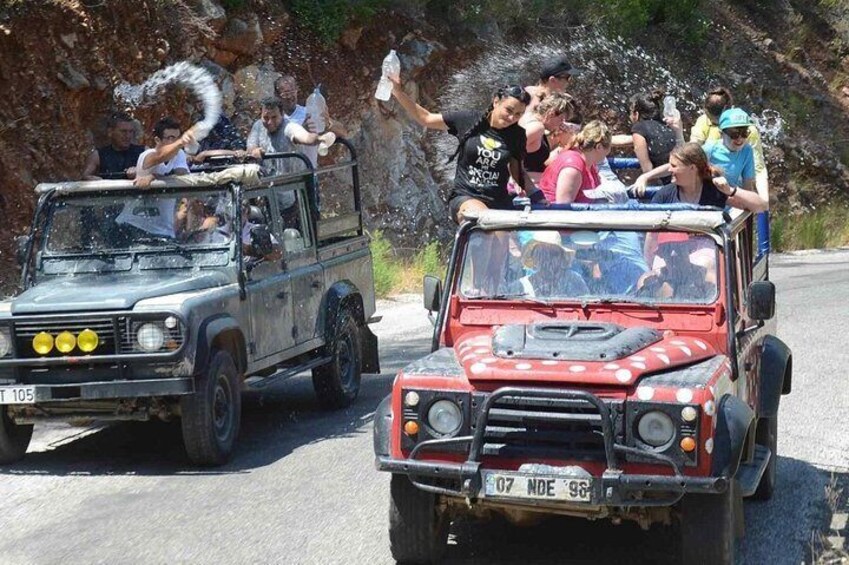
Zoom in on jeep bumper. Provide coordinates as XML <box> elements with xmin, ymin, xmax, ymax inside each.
<box><xmin>0</xmin><ymin>377</ymin><xmax>194</xmax><ymax>404</ymax></box>
<box><xmin>376</xmin><ymin>386</ymin><xmax>728</xmax><ymax>507</ymax></box>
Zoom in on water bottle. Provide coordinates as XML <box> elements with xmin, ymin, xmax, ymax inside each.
<box><xmin>317</xmin><ymin>132</ymin><xmax>336</xmax><ymax>157</ymax></box>
<box><xmin>375</xmin><ymin>49</ymin><xmax>400</xmax><ymax>101</ymax></box>
<box><xmin>305</xmin><ymin>85</ymin><xmax>327</xmax><ymax>133</ymax></box>
<box><xmin>663</xmin><ymin>96</ymin><xmax>680</xmax><ymax>122</ymax></box>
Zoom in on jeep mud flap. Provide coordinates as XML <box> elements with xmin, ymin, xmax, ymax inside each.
<box><xmin>376</xmin><ymin>387</ymin><xmax>729</xmax><ymax>507</ymax></box>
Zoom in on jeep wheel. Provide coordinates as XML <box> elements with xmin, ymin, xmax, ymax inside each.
<box><xmin>0</xmin><ymin>407</ymin><xmax>33</xmax><ymax>465</ymax></box>
<box><xmin>752</xmin><ymin>416</ymin><xmax>778</xmax><ymax>501</ymax></box>
<box><xmin>181</xmin><ymin>350</ymin><xmax>242</xmax><ymax>466</ymax></box>
<box><xmin>676</xmin><ymin>480</ymin><xmax>740</xmax><ymax>565</ymax></box>
<box><xmin>312</xmin><ymin>309</ymin><xmax>361</xmax><ymax>409</ymax></box>
<box><xmin>389</xmin><ymin>474</ymin><xmax>449</xmax><ymax>564</ymax></box>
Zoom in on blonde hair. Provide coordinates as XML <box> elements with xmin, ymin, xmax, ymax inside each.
<box><xmin>536</xmin><ymin>92</ymin><xmax>579</xmax><ymax>120</ymax></box>
<box><xmin>573</xmin><ymin>120</ymin><xmax>611</xmax><ymax>151</ymax></box>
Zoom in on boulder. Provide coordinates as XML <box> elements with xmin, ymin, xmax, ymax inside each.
<box><xmin>215</xmin><ymin>15</ymin><xmax>263</xmax><ymax>57</ymax></box>
<box><xmin>259</xmin><ymin>12</ymin><xmax>290</xmax><ymax>46</ymax></box>
<box><xmin>233</xmin><ymin>64</ymin><xmax>280</xmax><ymax>105</ymax></box>
<box><xmin>191</xmin><ymin>0</ymin><xmax>227</xmax><ymax>33</ymax></box>
<box><xmin>208</xmin><ymin>46</ymin><xmax>239</xmax><ymax>68</ymax></box>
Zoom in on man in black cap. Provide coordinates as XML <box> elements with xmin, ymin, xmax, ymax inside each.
<box><xmin>525</xmin><ymin>55</ymin><xmax>582</xmax><ymax>114</ymax></box>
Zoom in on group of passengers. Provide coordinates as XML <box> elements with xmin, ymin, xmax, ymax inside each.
<box><xmin>82</xmin><ymin>74</ymin><xmax>344</xmax><ymax>183</ymax></box>
<box><xmin>387</xmin><ymin>54</ymin><xmax>772</xmax><ymax>299</ymax></box>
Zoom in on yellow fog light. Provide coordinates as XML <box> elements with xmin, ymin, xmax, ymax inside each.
<box><xmin>77</xmin><ymin>329</ymin><xmax>99</xmax><ymax>353</ymax></box>
<box><xmin>55</xmin><ymin>331</ymin><xmax>77</xmax><ymax>354</ymax></box>
<box><xmin>33</xmin><ymin>332</ymin><xmax>54</xmax><ymax>355</ymax></box>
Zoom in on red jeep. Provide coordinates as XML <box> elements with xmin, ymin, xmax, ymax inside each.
<box><xmin>373</xmin><ymin>205</ymin><xmax>791</xmax><ymax>564</ymax></box>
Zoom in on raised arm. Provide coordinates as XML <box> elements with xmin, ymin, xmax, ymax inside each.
<box><xmin>140</xmin><ymin>129</ymin><xmax>195</xmax><ymax>170</ymax></box>
<box><xmin>390</xmin><ymin>78</ymin><xmax>448</xmax><ymax>131</ymax></box>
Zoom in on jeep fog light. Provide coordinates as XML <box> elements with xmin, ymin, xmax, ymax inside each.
<box><xmin>0</xmin><ymin>329</ymin><xmax>10</xmax><ymax>357</ymax></box>
<box><xmin>404</xmin><ymin>391</ymin><xmax>420</xmax><ymax>407</ymax></box>
<box><xmin>77</xmin><ymin>329</ymin><xmax>99</xmax><ymax>353</ymax></box>
<box><xmin>637</xmin><ymin>411</ymin><xmax>675</xmax><ymax>447</ymax></box>
<box><xmin>55</xmin><ymin>331</ymin><xmax>76</xmax><ymax>354</ymax></box>
<box><xmin>427</xmin><ymin>399</ymin><xmax>462</xmax><ymax>435</ymax></box>
<box><xmin>164</xmin><ymin>316</ymin><xmax>179</xmax><ymax>330</ymax></box>
<box><xmin>33</xmin><ymin>332</ymin><xmax>54</xmax><ymax>355</ymax></box>
<box><xmin>137</xmin><ymin>323</ymin><xmax>165</xmax><ymax>352</ymax></box>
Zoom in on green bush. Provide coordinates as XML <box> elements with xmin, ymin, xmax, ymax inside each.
<box><xmin>797</xmin><ymin>212</ymin><xmax>827</xmax><ymax>249</ymax></box>
<box><xmin>370</xmin><ymin>230</ymin><xmax>399</xmax><ymax>298</ymax></box>
<box><xmin>413</xmin><ymin>241</ymin><xmax>443</xmax><ymax>279</ymax></box>
<box><xmin>769</xmin><ymin>214</ymin><xmax>786</xmax><ymax>252</ymax></box>
<box><xmin>288</xmin><ymin>0</ymin><xmax>389</xmax><ymax>43</ymax></box>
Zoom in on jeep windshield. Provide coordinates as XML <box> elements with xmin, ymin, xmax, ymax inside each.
<box><xmin>39</xmin><ymin>189</ymin><xmax>235</xmax><ymax>273</ymax></box>
<box><xmin>459</xmin><ymin>228</ymin><xmax>719</xmax><ymax>305</ymax></box>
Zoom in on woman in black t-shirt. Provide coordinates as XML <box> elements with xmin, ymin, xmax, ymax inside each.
<box><xmin>629</xmin><ymin>90</ymin><xmax>678</xmax><ymax>184</ymax></box>
<box><xmin>389</xmin><ymin>78</ymin><xmax>547</xmax><ymax>223</ymax></box>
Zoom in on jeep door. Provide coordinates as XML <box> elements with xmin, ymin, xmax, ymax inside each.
<box><xmin>244</xmin><ymin>192</ymin><xmax>296</xmax><ymax>360</ymax></box>
<box><xmin>271</xmin><ymin>181</ymin><xmax>323</xmax><ymax>346</ymax></box>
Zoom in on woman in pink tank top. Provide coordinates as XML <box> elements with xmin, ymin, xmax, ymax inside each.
<box><xmin>539</xmin><ymin>120</ymin><xmax>611</xmax><ymax>203</ymax></box>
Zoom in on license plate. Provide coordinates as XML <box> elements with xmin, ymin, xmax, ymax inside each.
<box><xmin>483</xmin><ymin>471</ymin><xmax>592</xmax><ymax>502</ymax></box>
<box><xmin>0</xmin><ymin>386</ymin><xmax>36</xmax><ymax>405</ymax></box>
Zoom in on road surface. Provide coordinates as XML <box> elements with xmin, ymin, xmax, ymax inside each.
<box><xmin>0</xmin><ymin>251</ymin><xmax>847</xmax><ymax>564</ymax></box>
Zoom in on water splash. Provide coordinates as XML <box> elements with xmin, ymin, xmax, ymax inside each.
<box><xmin>430</xmin><ymin>32</ymin><xmax>703</xmax><ymax>183</ymax></box>
<box><xmin>751</xmin><ymin>109</ymin><xmax>785</xmax><ymax>147</ymax></box>
<box><xmin>114</xmin><ymin>61</ymin><xmax>222</xmax><ymax>142</ymax></box>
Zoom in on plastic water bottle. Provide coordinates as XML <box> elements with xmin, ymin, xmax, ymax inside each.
<box><xmin>663</xmin><ymin>96</ymin><xmax>680</xmax><ymax>122</ymax></box>
<box><xmin>317</xmin><ymin>132</ymin><xmax>336</xmax><ymax>157</ymax></box>
<box><xmin>305</xmin><ymin>85</ymin><xmax>327</xmax><ymax>133</ymax></box>
<box><xmin>375</xmin><ymin>49</ymin><xmax>400</xmax><ymax>101</ymax></box>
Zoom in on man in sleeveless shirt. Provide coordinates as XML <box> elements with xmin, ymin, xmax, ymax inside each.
<box><xmin>82</xmin><ymin>112</ymin><xmax>146</xmax><ymax>180</ymax></box>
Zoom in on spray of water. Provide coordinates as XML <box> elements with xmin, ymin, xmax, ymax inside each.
<box><xmin>750</xmin><ymin>109</ymin><xmax>785</xmax><ymax>147</ymax></box>
<box><xmin>114</xmin><ymin>61</ymin><xmax>222</xmax><ymax>142</ymax></box>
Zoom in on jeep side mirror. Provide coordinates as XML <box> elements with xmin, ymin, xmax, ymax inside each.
<box><xmin>423</xmin><ymin>275</ymin><xmax>442</xmax><ymax>312</ymax></box>
<box><xmin>747</xmin><ymin>281</ymin><xmax>775</xmax><ymax>321</ymax></box>
<box><xmin>14</xmin><ymin>235</ymin><xmax>30</xmax><ymax>267</ymax></box>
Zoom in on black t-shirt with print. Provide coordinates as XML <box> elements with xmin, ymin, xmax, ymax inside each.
<box><xmin>651</xmin><ymin>179</ymin><xmax>728</xmax><ymax>208</ymax></box>
<box><xmin>443</xmin><ymin>110</ymin><xmax>527</xmax><ymax>210</ymax></box>
<box><xmin>631</xmin><ymin>119</ymin><xmax>676</xmax><ymax>169</ymax></box>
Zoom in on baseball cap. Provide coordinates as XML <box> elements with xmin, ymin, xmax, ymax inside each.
<box><xmin>539</xmin><ymin>55</ymin><xmax>583</xmax><ymax>80</ymax></box>
<box><xmin>718</xmin><ymin>108</ymin><xmax>753</xmax><ymax>131</ymax></box>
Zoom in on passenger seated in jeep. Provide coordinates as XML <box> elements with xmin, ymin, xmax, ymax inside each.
<box><xmin>637</xmin><ymin>232</ymin><xmax>717</xmax><ymax>301</ymax></box>
<box><xmin>505</xmin><ymin>231</ymin><xmax>588</xmax><ymax>298</ymax></box>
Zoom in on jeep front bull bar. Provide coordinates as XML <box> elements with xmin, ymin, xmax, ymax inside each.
<box><xmin>376</xmin><ymin>387</ymin><xmax>729</xmax><ymax>507</ymax></box>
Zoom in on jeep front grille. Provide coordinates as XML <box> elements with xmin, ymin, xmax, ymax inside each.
<box><xmin>473</xmin><ymin>394</ymin><xmax>622</xmax><ymax>462</ymax></box>
<box><xmin>14</xmin><ymin>318</ymin><xmax>118</xmax><ymax>357</ymax></box>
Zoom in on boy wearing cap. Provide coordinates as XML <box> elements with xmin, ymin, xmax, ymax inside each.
<box><xmin>524</xmin><ymin>55</ymin><xmax>582</xmax><ymax>114</ymax></box>
<box><xmin>702</xmin><ymin>108</ymin><xmax>757</xmax><ymax>197</ymax></box>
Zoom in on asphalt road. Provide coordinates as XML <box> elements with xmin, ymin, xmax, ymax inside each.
<box><xmin>1</xmin><ymin>250</ymin><xmax>847</xmax><ymax>564</ymax></box>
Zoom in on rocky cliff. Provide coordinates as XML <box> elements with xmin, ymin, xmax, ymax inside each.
<box><xmin>1</xmin><ymin>0</ymin><xmax>848</xmax><ymax>291</ymax></box>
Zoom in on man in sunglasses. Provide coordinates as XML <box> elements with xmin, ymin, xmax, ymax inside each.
<box><xmin>525</xmin><ymin>55</ymin><xmax>582</xmax><ymax>114</ymax></box>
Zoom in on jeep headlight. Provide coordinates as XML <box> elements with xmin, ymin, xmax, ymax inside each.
<box><xmin>427</xmin><ymin>399</ymin><xmax>463</xmax><ymax>436</ymax></box>
<box><xmin>637</xmin><ymin>411</ymin><xmax>675</xmax><ymax>447</ymax></box>
<box><xmin>0</xmin><ymin>328</ymin><xmax>10</xmax><ymax>357</ymax></box>
<box><xmin>137</xmin><ymin>323</ymin><xmax>165</xmax><ymax>352</ymax></box>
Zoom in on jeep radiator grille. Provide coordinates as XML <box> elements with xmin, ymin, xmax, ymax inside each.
<box><xmin>14</xmin><ymin>318</ymin><xmax>117</xmax><ymax>357</ymax></box>
<box><xmin>473</xmin><ymin>394</ymin><xmax>622</xmax><ymax>462</ymax></box>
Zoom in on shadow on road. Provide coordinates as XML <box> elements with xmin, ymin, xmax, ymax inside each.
<box><xmin>0</xmin><ymin>334</ymin><xmax>431</xmax><ymax>477</ymax></box>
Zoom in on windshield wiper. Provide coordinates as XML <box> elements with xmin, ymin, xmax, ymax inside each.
<box><xmin>588</xmin><ymin>297</ymin><xmax>660</xmax><ymax>309</ymax></box>
<box><xmin>467</xmin><ymin>292</ymin><xmax>553</xmax><ymax>306</ymax></box>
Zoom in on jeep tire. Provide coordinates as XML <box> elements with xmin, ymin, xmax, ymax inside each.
<box><xmin>752</xmin><ymin>415</ymin><xmax>778</xmax><ymax>501</ymax></box>
<box><xmin>312</xmin><ymin>309</ymin><xmax>361</xmax><ymax>409</ymax></box>
<box><xmin>181</xmin><ymin>349</ymin><xmax>242</xmax><ymax>466</ymax></box>
<box><xmin>676</xmin><ymin>479</ymin><xmax>740</xmax><ymax>565</ymax></box>
<box><xmin>0</xmin><ymin>406</ymin><xmax>33</xmax><ymax>464</ymax></box>
<box><xmin>389</xmin><ymin>474</ymin><xmax>449</xmax><ymax>564</ymax></box>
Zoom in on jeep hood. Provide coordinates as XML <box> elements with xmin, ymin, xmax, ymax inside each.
<box><xmin>452</xmin><ymin>323</ymin><xmax>717</xmax><ymax>387</ymax></box>
<box><xmin>11</xmin><ymin>271</ymin><xmax>232</xmax><ymax>314</ymax></box>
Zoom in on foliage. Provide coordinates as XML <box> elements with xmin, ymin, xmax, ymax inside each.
<box><xmin>220</xmin><ymin>0</ymin><xmax>246</xmax><ymax>10</ymax></box>
<box><xmin>288</xmin><ymin>0</ymin><xmax>389</xmax><ymax>43</ymax></box>
<box><xmin>413</xmin><ymin>241</ymin><xmax>443</xmax><ymax>279</ymax></box>
<box><xmin>370</xmin><ymin>230</ymin><xmax>400</xmax><ymax>298</ymax></box>
<box><xmin>770</xmin><ymin>207</ymin><xmax>849</xmax><ymax>251</ymax></box>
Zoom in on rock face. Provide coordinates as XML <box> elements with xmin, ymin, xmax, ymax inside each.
<box><xmin>215</xmin><ymin>15</ymin><xmax>263</xmax><ymax>57</ymax></box>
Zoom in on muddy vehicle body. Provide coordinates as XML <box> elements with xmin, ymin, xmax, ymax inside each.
<box><xmin>374</xmin><ymin>204</ymin><xmax>790</xmax><ymax>563</ymax></box>
<box><xmin>0</xmin><ymin>145</ymin><xmax>379</xmax><ymax>466</ymax></box>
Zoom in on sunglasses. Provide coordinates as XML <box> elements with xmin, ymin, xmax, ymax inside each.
<box><xmin>501</xmin><ymin>85</ymin><xmax>531</xmax><ymax>104</ymax></box>
<box><xmin>558</xmin><ymin>121</ymin><xmax>581</xmax><ymax>133</ymax></box>
<box><xmin>724</xmin><ymin>127</ymin><xmax>749</xmax><ymax>140</ymax></box>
